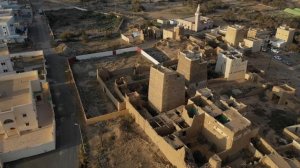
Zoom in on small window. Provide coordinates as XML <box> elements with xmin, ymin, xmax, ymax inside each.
<box><xmin>1</xmin><ymin>62</ymin><xmax>5</xmax><ymax>65</ymax></box>
<box><xmin>3</xmin><ymin>69</ymin><xmax>7</xmax><ymax>72</ymax></box>
<box><xmin>25</xmin><ymin>122</ymin><xmax>29</xmax><ymax>126</ymax></box>
<box><xmin>10</xmin><ymin>127</ymin><xmax>15</xmax><ymax>130</ymax></box>
<box><xmin>23</xmin><ymin>114</ymin><xmax>27</xmax><ymax>117</ymax></box>
<box><xmin>3</xmin><ymin>119</ymin><xmax>14</xmax><ymax>124</ymax></box>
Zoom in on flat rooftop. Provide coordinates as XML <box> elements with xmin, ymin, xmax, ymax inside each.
<box><xmin>180</xmin><ymin>50</ymin><xmax>201</xmax><ymax>61</ymax></box>
<box><xmin>221</xmin><ymin>109</ymin><xmax>251</xmax><ymax>133</ymax></box>
<box><xmin>0</xmin><ymin>71</ymin><xmax>38</xmax><ymax>112</ymax></box>
<box><xmin>228</xmin><ymin>24</ymin><xmax>244</xmax><ymax>29</ymax></box>
<box><xmin>12</xmin><ymin>55</ymin><xmax>45</xmax><ymax>70</ymax></box>
<box><xmin>221</xmin><ymin>50</ymin><xmax>243</xmax><ymax>59</ymax></box>
<box><xmin>278</xmin><ymin>25</ymin><xmax>295</xmax><ymax>31</ymax></box>
<box><xmin>0</xmin><ymin>15</ymin><xmax>12</xmax><ymax>23</ymax></box>
<box><xmin>152</xmin><ymin>65</ymin><xmax>176</xmax><ymax>74</ymax></box>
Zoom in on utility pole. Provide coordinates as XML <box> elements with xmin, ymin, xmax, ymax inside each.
<box><xmin>74</xmin><ymin>123</ymin><xmax>86</xmax><ymax>154</ymax></box>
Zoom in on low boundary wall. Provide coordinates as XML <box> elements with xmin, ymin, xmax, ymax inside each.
<box><xmin>96</xmin><ymin>69</ymin><xmax>126</xmax><ymax>111</ymax></box>
<box><xmin>75</xmin><ymin>46</ymin><xmax>160</xmax><ymax>65</ymax></box>
<box><xmin>70</xmin><ymin>46</ymin><xmax>162</xmax><ymax>125</ymax></box>
<box><xmin>68</xmin><ymin>58</ymin><xmax>128</xmax><ymax>125</ymax></box>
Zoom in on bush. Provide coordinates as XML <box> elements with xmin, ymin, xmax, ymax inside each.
<box><xmin>60</xmin><ymin>31</ymin><xmax>75</xmax><ymax>41</ymax></box>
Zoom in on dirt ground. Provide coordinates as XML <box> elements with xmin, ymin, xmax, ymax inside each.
<box><xmin>144</xmin><ymin>4</ymin><xmax>195</xmax><ymax>19</ymax></box>
<box><xmin>71</xmin><ymin>53</ymin><xmax>152</xmax><ymax>118</ymax></box>
<box><xmin>65</xmin><ymin>38</ymin><xmax>131</xmax><ymax>55</ymax></box>
<box><xmin>46</xmin><ymin>9</ymin><xmax>121</xmax><ymax>36</ymax></box>
<box><xmin>245</xmin><ymin>52</ymin><xmax>300</xmax><ymax>94</ymax></box>
<box><xmin>239</xmin><ymin>95</ymin><xmax>298</xmax><ymax>147</ymax></box>
<box><xmin>85</xmin><ymin>116</ymin><xmax>174</xmax><ymax>168</ymax></box>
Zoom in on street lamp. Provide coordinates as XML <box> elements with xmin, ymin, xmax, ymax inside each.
<box><xmin>74</xmin><ymin>123</ymin><xmax>86</xmax><ymax>154</ymax></box>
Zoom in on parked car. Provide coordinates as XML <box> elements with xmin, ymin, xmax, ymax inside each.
<box><xmin>271</xmin><ymin>48</ymin><xmax>280</xmax><ymax>54</ymax></box>
<box><xmin>273</xmin><ymin>55</ymin><xmax>282</xmax><ymax>61</ymax></box>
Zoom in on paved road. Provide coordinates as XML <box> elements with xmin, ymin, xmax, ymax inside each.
<box><xmin>5</xmin><ymin>0</ymin><xmax>81</xmax><ymax>168</ymax></box>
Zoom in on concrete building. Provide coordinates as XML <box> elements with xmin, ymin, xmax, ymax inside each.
<box><xmin>163</xmin><ymin>26</ymin><xmax>184</xmax><ymax>41</ymax></box>
<box><xmin>247</xmin><ymin>28</ymin><xmax>271</xmax><ymax>44</ymax></box>
<box><xmin>0</xmin><ymin>71</ymin><xmax>55</xmax><ymax>163</ymax></box>
<box><xmin>148</xmin><ymin>65</ymin><xmax>185</xmax><ymax>112</ymax></box>
<box><xmin>225</xmin><ymin>25</ymin><xmax>246</xmax><ymax>47</ymax></box>
<box><xmin>215</xmin><ymin>49</ymin><xmax>247</xmax><ymax>80</ymax></box>
<box><xmin>177</xmin><ymin>50</ymin><xmax>207</xmax><ymax>88</ymax></box>
<box><xmin>176</xmin><ymin>4</ymin><xmax>213</xmax><ymax>32</ymax></box>
<box><xmin>0</xmin><ymin>50</ymin><xmax>47</xmax><ymax>81</ymax></box>
<box><xmin>0</xmin><ymin>15</ymin><xmax>27</xmax><ymax>43</ymax></box>
<box><xmin>0</xmin><ymin>45</ymin><xmax>12</xmax><ymax>74</ymax></box>
<box><xmin>241</xmin><ymin>38</ymin><xmax>263</xmax><ymax>52</ymax></box>
<box><xmin>275</xmin><ymin>25</ymin><xmax>295</xmax><ymax>44</ymax></box>
<box><xmin>121</xmin><ymin>28</ymin><xmax>144</xmax><ymax>43</ymax></box>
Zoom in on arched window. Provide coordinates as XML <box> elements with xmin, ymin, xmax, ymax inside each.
<box><xmin>3</xmin><ymin>119</ymin><xmax>14</xmax><ymax>124</ymax></box>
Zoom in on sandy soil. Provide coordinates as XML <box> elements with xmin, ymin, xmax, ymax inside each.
<box><xmin>71</xmin><ymin>53</ymin><xmax>151</xmax><ymax>118</ymax></box>
<box><xmin>85</xmin><ymin>116</ymin><xmax>174</xmax><ymax>168</ymax></box>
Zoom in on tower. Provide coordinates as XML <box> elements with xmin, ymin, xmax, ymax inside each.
<box><xmin>225</xmin><ymin>25</ymin><xmax>246</xmax><ymax>46</ymax></box>
<box><xmin>194</xmin><ymin>4</ymin><xmax>201</xmax><ymax>32</ymax></box>
<box><xmin>148</xmin><ymin>66</ymin><xmax>185</xmax><ymax>112</ymax></box>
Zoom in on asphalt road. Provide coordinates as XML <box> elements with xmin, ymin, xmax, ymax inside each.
<box><xmin>5</xmin><ymin>0</ymin><xmax>81</xmax><ymax>168</ymax></box>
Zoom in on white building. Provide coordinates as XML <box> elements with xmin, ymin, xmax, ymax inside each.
<box><xmin>0</xmin><ymin>71</ymin><xmax>55</xmax><ymax>163</ymax></box>
<box><xmin>0</xmin><ymin>49</ymin><xmax>47</xmax><ymax>81</ymax></box>
<box><xmin>176</xmin><ymin>4</ymin><xmax>213</xmax><ymax>32</ymax></box>
<box><xmin>215</xmin><ymin>49</ymin><xmax>247</xmax><ymax>80</ymax></box>
<box><xmin>0</xmin><ymin>45</ymin><xmax>12</xmax><ymax>74</ymax></box>
<box><xmin>0</xmin><ymin>15</ymin><xmax>27</xmax><ymax>43</ymax></box>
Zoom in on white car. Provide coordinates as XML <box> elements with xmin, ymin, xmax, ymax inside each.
<box><xmin>273</xmin><ymin>55</ymin><xmax>282</xmax><ymax>61</ymax></box>
<box><xmin>271</xmin><ymin>48</ymin><xmax>280</xmax><ymax>54</ymax></box>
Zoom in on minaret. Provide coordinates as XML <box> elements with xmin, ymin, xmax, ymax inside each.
<box><xmin>195</xmin><ymin>4</ymin><xmax>201</xmax><ymax>32</ymax></box>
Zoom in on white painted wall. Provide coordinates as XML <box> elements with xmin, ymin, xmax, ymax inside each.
<box><xmin>0</xmin><ymin>56</ymin><xmax>13</xmax><ymax>73</ymax></box>
<box><xmin>115</xmin><ymin>47</ymin><xmax>137</xmax><ymax>55</ymax></box>
<box><xmin>141</xmin><ymin>50</ymin><xmax>159</xmax><ymax>65</ymax></box>
<box><xmin>76</xmin><ymin>51</ymin><xmax>113</xmax><ymax>60</ymax></box>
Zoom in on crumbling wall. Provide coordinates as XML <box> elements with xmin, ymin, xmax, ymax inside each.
<box><xmin>97</xmin><ymin>69</ymin><xmax>126</xmax><ymax>111</ymax></box>
<box><xmin>125</xmin><ymin>97</ymin><xmax>191</xmax><ymax>168</ymax></box>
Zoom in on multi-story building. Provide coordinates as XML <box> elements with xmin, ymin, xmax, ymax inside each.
<box><xmin>247</xmin><ymin>28</ymin><xmax>271</xmax><ymax>43</ymax></box>
<box><xmin>0</xmin><ymin>45</ymin><xmax>12</xmax><ymax>73</ymax></box>
<box><xmin>0</xmin><ymin>71</ymin><xmax>55</xmax><ymax>163</ymax></box>
<box><xmin>0</xmin><ymin>49</ymin><xmax>46</xmax><ymax>81</ymax></box>
<box><xmin>148</xmin><ymin>65</ymin><xmax>185</xmax><ymax>112</ymax></box>
<box><xmin>177</xmin><ymin>50</ymin><xmax>207</xmax><ymax>88</ymax></box>
<box><xmin>215</xmin><ymin>49</ymin><xmax>247</xmax><ymax>80</ymax></box>
<box><xmin>275</xmin><ymin>25</ymin><xmax>295</xmax><ymax>44</ymax></box>
<box><xmin>225</xmin><ymin>25</ymin><xmax>246</xmax><ymax>47</ymax></box>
